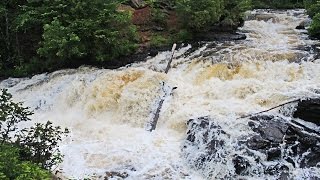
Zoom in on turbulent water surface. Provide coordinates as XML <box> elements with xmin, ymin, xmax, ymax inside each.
<box><xmin>1</xmin><ymin>9</ymin><xmax>320</xmax><ymax>179</ymax></box>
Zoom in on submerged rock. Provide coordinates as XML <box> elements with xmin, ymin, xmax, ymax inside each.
<box><xmin>183</xmin><ymin>98</ymin><xmax>320</xmax><ymax>179</ymax></box>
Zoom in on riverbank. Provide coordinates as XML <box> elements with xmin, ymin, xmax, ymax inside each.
<box><xmin>0</xmin><ymin>0</ymin><xmax>251</xmax><ymax>79</ymax></box>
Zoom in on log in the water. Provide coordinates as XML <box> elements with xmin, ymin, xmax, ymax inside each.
<box><xmin>238</xmin><ymin>99</ymin><xmax>300</xmax><ymax>119</ymax></box>
<box><xmin>148</xmin><ymin>44</ymin><xmax>177</xmax><ymax>132</ymax></box>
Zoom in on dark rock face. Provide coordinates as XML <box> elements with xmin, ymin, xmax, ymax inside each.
<box><xmin>183</xmin><ymin>117</ymin><xmax>228</xmax><ymax>174</ymax></box>
<box><xmin>183</xmin><ymin>98</ymin><xmax>320</xmax><ymax>179</ymax></box>
<box><xmin>293</xmin><ymin>98</ymin><xmax>320</xmax><ymax>125</ymax></box>
<box><xmin>247</xmin><ymin>115</ymin><xmax>320</xmax><ymax>168</ymax></box>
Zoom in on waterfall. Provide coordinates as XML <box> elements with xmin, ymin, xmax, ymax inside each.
<box><xmin>1</xmin><ymin>9</ymin><xmax>319</xmax><ymax>179</ymax></box>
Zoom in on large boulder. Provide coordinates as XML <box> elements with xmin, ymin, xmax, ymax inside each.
<box><xmin>293</xmin><ymin>98</ymin><xmax>320</xmax><ymax>125</ymax></box>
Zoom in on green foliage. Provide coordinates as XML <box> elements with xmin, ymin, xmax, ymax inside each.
<box><xmin>306</xmin><ymin>1</ymin><xmax>320</xmax><ymax>38</ymax></box>
<box><xmin>37</xmin><ymin>19</ymin><xmax>85</xmax><ymax>62</ymax></box>
<box><xmin>150</xmin><ymin>34</ymin><xmax>170</xmax><ymax>47</ymax></box>
<box><xmin>0</xmin><ymin>144</ymin><xmax>51</xmax><ymax>180</ymax></box>
<box><xmin>176</xmin><ymin>0</ymin><xmax>251</xmax><ymax>33</ymax></box>
<box><xmin>1</xmin><ymin>0</ymin><xmax>138</xmax><ymax>77</ymax></box>
<box><xmin>222</xmin><ymin>0</ymin><xmax>251</xmax><ymax>27</ymax></box>
<box><xmin>151</xmin><ymin>8</ymin><xmax>168</xmax><ymax>27</ymax></box>
<box><xmin>20</xmin><ymin>0</ymin><xmax>138</xmax><ymax>62</ymax></box>
<box><xmin>0</xmin><ymin>89</ymin><xmax>33</xmax><ymax>144</ymax></box>
<box><xmin>17</xmin><ymin>121</ymin><xmax>69</xmax><ymax>169</ymax></box>
<box><xmin>251</xmin><ymin>0</ymin><xmax>304</xmax><ymax>9</ymax></box>
<box><xmin>176</xmin><ymin>0</ymin><xmax>224</xmax><ymax>32</ymax></box>
<box><xmin>0</xmin><ymin>89</ymin><xmax>69</xmax><ymax>178</ymax></box>
<box><xmin>309</xmin><ymin>13</ymin><xmax>320</xmax><ymax>38</ymax></box>
<box><xmin>305</xmin><ymin>0</ymin><xmax>319</xmax><ymax>18</ymax></box>
<box><xmin>16</xmin><ymin>161</ymin><xmax>51</xmax><ymax>180</ymax></box>
<box><xmin>175</xmin><ymin>29</ymin><xmax>193</xmax><ymax>42</ymax></box>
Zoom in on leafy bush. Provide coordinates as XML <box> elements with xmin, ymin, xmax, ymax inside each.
<box><xmin>0</xmin><ymin>89</ymin><xmax>69</xmax><ymax>178</ymax></box>
<box><xmin>22</xmin><ymin>0</ymin><xmax>138</xmax><ymax>62</ymax></box>
<box><xmin>1</xmin><ymin>0</ymin><xmax>138</xmax><ymax>77</ymax></box>
<box><xmin>151</xmin><ymin>8</ymin><xmax>168</xmax><ymax>27</ymax></box>
<box><xmin>0</xmin><ymin>89</ymin><xmax>33</xmax><ymax>144</ymax></box>
<box><xmin>222</xmin><ymin>0</ymin><xmax>251</xmax><ymax>28</ymax></box>
<box><xmin>176</xmin><ymin>0</ymin><xmax>224</xmax><ymax>32</ymax></box>
<box><xmin>251</xmin><ymin>0</ymin><xmax>304</xmax><ymax>9</ymax></box>
<box><xmin>309</xmin><ymin>13</ymin><xmax>320</xmax><ymax>38</ymax></box>
<box><xmin>17</xmin><ymin>121</ymin><xmax>69</xmax><ymax>169</ymax></box>
<box><xmin>0</xmin><ymin>144</ymin><xmax>51</xmax><ymax>180</ymax></box>
<box><xmin>306</xmin><ymin>1</ymin><xmax>320</xmax><ymax>38</ymax></box>
<box><xmin>150</xmin><ymin>34</ymin><xmax>170</xmax><ymax>47</ymax></box>
<box><xmin>176</xmin><ymin>0</ymin><xmax>250</xmax><ymax>33</ymax></box>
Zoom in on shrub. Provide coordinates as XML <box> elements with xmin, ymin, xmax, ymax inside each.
<box><xmin>0</xmin><ymin>89</ymin><xmax>33</xmax><ymax>144</ymax></box>
<box><xmin>17</xmin><ymin>121</ymin><xmax>69</xmax><ymax>169</ymax></box>
<box><xmin>0</xmin><ymin>144</ymin><xmax>51</xmax><ymax>180</ymax></box>
<box><xmin>309</xmin><ymin>13</ymin><xmax>320</xmax><ymax>38</ymax></box>
<box><xmin>176</xmin><ymin>0</ymin><xmax>224</xmax><ymax>32</ymax></box>
<box><xmin>150</xmin><ymin>34</ymin><xmax>170</xmax><ymax>47</ymax></box>
<box><xmin>0</xmin><ymin>89</ymin><xmax>69</xmax><ymax>177</ymax></box>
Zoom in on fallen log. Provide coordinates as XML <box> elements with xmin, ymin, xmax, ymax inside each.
<box><xmin>238</xmin><ymin>97</ymin><xmax>320</xmax><ymax>126</ymax></box>
<box><xmin>237</xmin><ymin>99</ymin><xmax>300</xmax><ymax>119</ymax></box>
<box><xmin>147</xmin><ymin>44</ymin><xmax>177</xmax><ymax>132</ymax></box>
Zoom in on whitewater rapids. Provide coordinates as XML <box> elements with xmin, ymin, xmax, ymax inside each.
<box><xmin>1</xmin><ymin>9</ymin><xmax>320</xmax><ymax>179</ymax></box>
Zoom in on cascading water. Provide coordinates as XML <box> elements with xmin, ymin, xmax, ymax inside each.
<box><xmin>1</xmin><ymin>9</ymin><xmax>320</xmax><ymax>179</ymax></box>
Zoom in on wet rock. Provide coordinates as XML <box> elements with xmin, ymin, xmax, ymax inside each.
<box><xmin>183</xmin><ymin>117</ymin><xmax>228</xmax><ymax>174</ymax></box>
<box><xmin>300</xmin><ymin>146</ymin><xmax>320</xmax><ymax>168</ymax></box>
<box><xmin>296</xmin><ymin>24</ymin><xmax>305</xmax><ymax>30</ymax></box>
<box><xmin>247</xmin><ymin>115</ymin><xmax>320</xmax><ymax>169</ymax></box>
<box><xmin>130</xmin><ymin>0</ymin><xmax>146</xmax><ymax>9</ymax></box>
<box><xmin>195</xmin><ymin>32</ymin><xmax>246</xmax><ymax>41</ymax></box>
<box><xmin>267</xmin><ymin>148</ymin><xmax>282</xmax><ymax>161</ymax></box>
<box><xmin>104</xmin><ymin>171</ymin><xmax>129</xmax><ymax>179</ymax></box>
<box><xmin>264</xmin><ymin>163</ymin><xmax>289</xmax><ymax>179</ymax></box>
<box><xmin>183</xmin><ymin>112</ymin><xmax>320</xmax><ymax>178</ymax></box>
<box><xmin>296</xmin><ymin>19</ymin><xmax>312</xmax><ymax>30</ymax></box>
<box><xmin>293</xmin><ymin>98</ymin><xmax>320</xmax><ymax>125</ymax></box>
<box><xmin>232</xmin><ymin>156</ymin><xmax>250</xmax><ymax>175</ymax></box>
<box><xmin>255</xmin><ymin>14</ymin><xmax>277</xmax><ymax>22</ymax></box>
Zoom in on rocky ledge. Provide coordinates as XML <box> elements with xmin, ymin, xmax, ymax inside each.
<box><xmin>183</xmin><ymin>98</ymin><xmax>320</xmax><ymax>179</ymax></box>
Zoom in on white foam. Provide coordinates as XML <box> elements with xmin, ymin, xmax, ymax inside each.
<box><xmin>1</xmin><ymin>10</ymin><xmax>319</xmax><ymax>179</ymax></box>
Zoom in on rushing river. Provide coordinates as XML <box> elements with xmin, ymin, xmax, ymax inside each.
<box><xmin>1</xmin><ymin>9</ymin><xmax>320</xmax><ymax>179</ymax></box>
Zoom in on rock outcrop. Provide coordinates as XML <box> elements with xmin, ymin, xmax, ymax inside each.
<box><xmin>293</xmin><ymin>98</ymin><xmax>320</xmax><ymax>125</ymax></box>
<box><xmin>183</xmin><ymin>98</ymin><xmax>320</xmax><ymax>179</ymax></box>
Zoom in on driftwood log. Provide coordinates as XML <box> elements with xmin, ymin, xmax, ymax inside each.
<box><xmin>148</xmin><ymin>44</ymin><xmax>177</xmax><ymax>131</ymax></box>
<box><xmin>238</xmin><ymin>98</ymin><xmax>320</xmax><ymax>127</ymax></box>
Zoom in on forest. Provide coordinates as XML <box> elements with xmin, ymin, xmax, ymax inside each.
<box><xmin>0</xmin><ymin>0</ymin><xmax>319</xmax><ymax>78</ymax></box>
